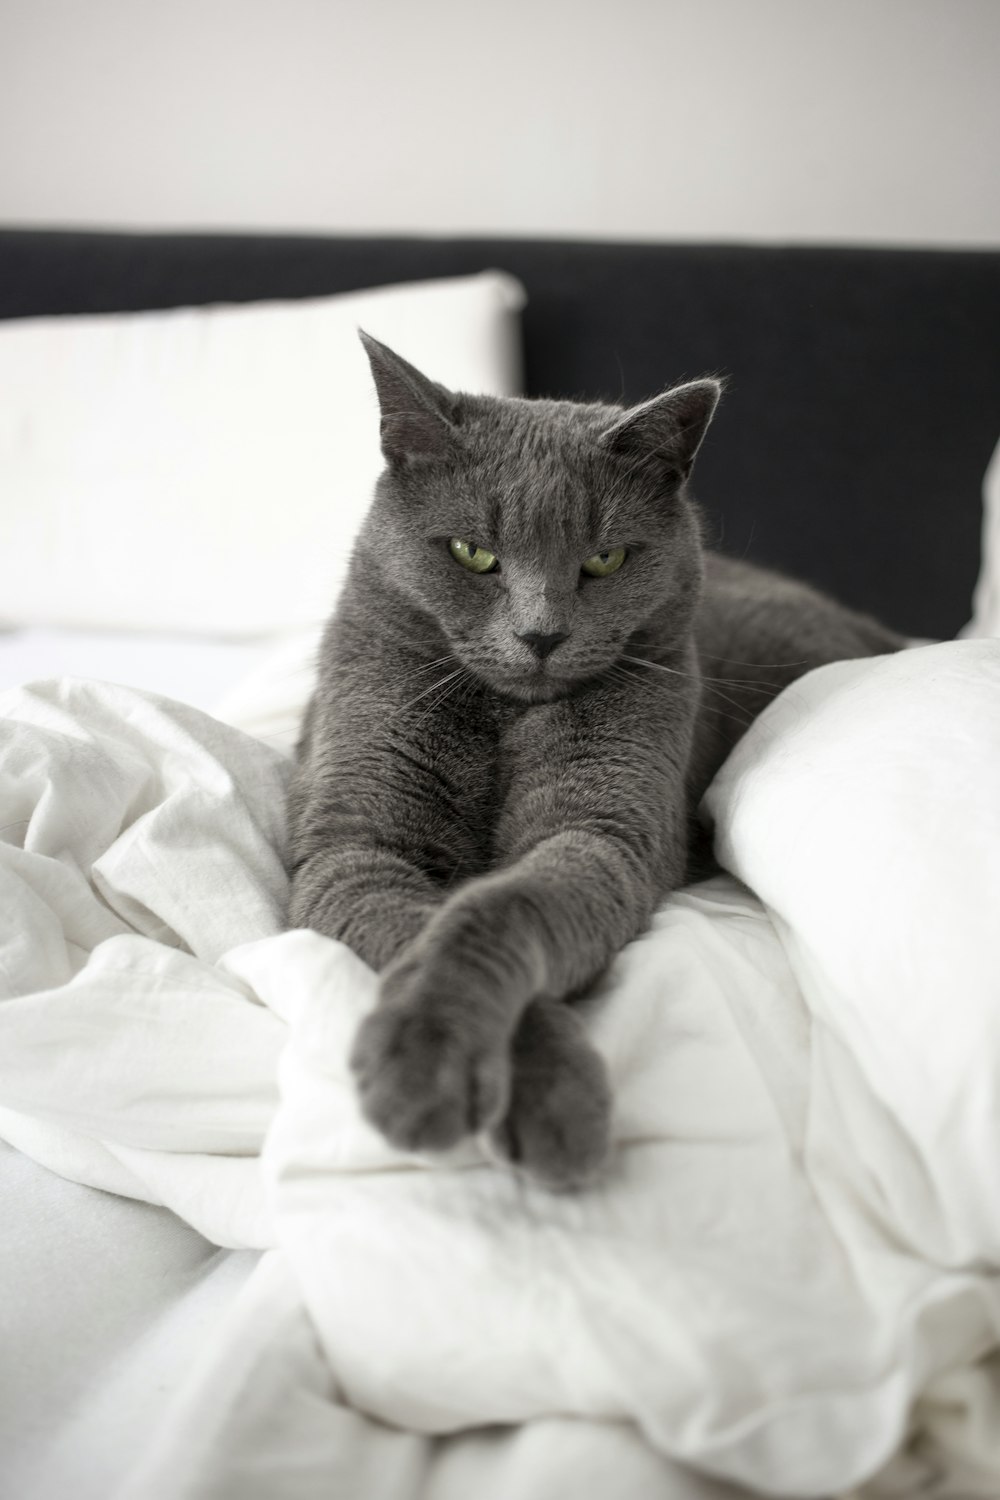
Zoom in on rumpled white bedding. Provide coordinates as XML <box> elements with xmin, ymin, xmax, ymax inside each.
<box><xmin>1</xmin><ymin>642</ymin><xmax>999</xmax><ymax>1499</ymax></box>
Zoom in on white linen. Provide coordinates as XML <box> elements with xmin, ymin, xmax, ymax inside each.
<box><xmin>1</xmin><ymin>644</ymin><xmax>999</xmax><ymax>1497</ymax></box>
<box><xmin>117</xmin><ymin>1251</ymin><xmax>742</xmax><ymax>1500</ymax></box>
<box><xmin>0</xmin><ymin>271</ymin><xmax>524</xmax><ymax>637</ymax></box>
<box><xmin>0</xmin><ymin>1141</ymin><xmax>260</xmax><ymax>1500</ymax></box>
<box><xmin>706</xmin><ymin>644</ymin><xmax>1000</xmax><ymax>1270</ymax></box>
<box><xmin>211</xmin><ymin>624</ymin><xmax>322</xmax><ymax>750</ymax></box>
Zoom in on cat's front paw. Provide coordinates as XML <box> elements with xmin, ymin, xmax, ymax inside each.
<box><xmin>350</xmin><ymin>963</ymin><xmax>511</xmax><ymax>1154</ymax></box>
<box><xmin>487</xmin><ymin>999</ymin><xmax>612</xmax><ymax>1190</ymax></box>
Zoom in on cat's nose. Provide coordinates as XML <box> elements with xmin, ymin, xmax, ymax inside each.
<box><xmin>517</xmin><ymin>630</ymin><xmax>569</xmax><ymax>660</ymax></box>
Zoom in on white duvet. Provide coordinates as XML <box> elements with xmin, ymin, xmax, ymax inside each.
<box><xmin>2</xmin><ymin>642</ymin><xmax>999</xmax><ymax>1499</ymax></box>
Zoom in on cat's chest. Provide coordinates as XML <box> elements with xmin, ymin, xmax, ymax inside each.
<box><xmin>420</xmin><ymin>694</ymin><xmax>580</xmax><ymax>868</ymax></box>
<box><xmin>400</xmin><ymin>692</ymin><xmax>507</xmax><ymax>875</ymax></box>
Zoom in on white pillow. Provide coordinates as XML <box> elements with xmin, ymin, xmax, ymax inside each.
<box><xmin>0</xmin><ymin>272</ymin><xmax>525</xmax><ymax>636</ymax></box>
<box><xmin>964</xmin><ymin>430</ymin><xmax>1000</xmax><ymax>637</ymax></box>
<box><xmin>705</xmin><ymin>641</ymin><xmax>1000</xmax><ymax>1269</ymax></box>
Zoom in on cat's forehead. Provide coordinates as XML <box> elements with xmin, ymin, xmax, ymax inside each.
<box><xmin>455</xmin><ymin>396</ymin><xmax>621</xmax><ymax>546</ymax></box>
<box><xmin>462</xmin><ymin>394</ymin><xmax>603</xmax><ymax>458</ymax></box>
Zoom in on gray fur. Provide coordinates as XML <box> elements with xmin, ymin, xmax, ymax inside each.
<box><xmin>286</xmin><ymin>334</ymin><xmax>902</xmax><ymax>1187</ymax></box>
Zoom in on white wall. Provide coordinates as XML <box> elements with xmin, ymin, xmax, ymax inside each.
<box><xmin>1</xmin><ymin>0</ymin><xmax>998</xmax><ymax>246</ymax></box>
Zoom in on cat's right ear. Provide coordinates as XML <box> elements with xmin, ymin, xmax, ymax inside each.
<box><xmin>598</xmin><ymin>378</ymin><xmax>724</xmax><ymax>482</ymax></box>
<box><xmin>360</xmin><ymin>331</ymin><xmax>458</xmax><ymax>466</ymax></box>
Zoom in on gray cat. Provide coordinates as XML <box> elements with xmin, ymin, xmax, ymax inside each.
<box><xmin>286</xmin><ymin>334</ymin><xmax>901</xmax><ymax>1188</ymax></box>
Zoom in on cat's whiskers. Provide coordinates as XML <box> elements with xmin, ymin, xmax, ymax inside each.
<box><xmin>408</xmin><ymin>654</ymin><xmax>460</xmax><ymax>677</ymax></box>
<box><xmin>400</xmin><ymin>667</ymin><xmax>467</xmax><ymax>714</ymax></box>
<box><xmin>452</xmin><ymin>670</ymin><xmax>481</xmax><ymax>723</ymax></box>
<box><xmin>396</xmin><ymin>662</ymin><xmax>480</xmax><ymax>731</ymax></box>
<box><xmin>701</xmin><ymin>652</ymin><xmax>808</xmax><ymax>671</ymax></box>
<box><xmin>619</xmin><ymin>654</ymin><xmax>758</xmax><ymax>727</ymax></box>
<box><xmin>415</xmin><ymin>669</ymin><xmax>475</xmax><ymax>729</ymax></box>
<box><xmin>622</xmin><ymin>653</ymin><xmax>780</xmax><ymax>695</ymax></box>
<box><xmin>604</xmin><ymin>664</ymin><xmax>642</xmax><ymax>691</ymax></box>
<box><xmin>700</xmin><ymin>675</ymin><xmax>780</xmax><ymax>695</ymax></box>
<box><xmin>610</xmin><ymin>661</ymin><xmax>753</xmax><ymax>733</ymax></box>
<box><xmin>246</xmin><ymin>653</ymin><xmax>458</xmax><ymax>711</ymax></box>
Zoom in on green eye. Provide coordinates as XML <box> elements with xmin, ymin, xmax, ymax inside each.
<box><xmin>449</xmin><ymin>538</ymin><xmax>498</xmax><ymax>574</ymax></box>
<box><xmin>581</xmin><ymin>547</ymin><xmax>626</xmax><ymax>577</ymax></box>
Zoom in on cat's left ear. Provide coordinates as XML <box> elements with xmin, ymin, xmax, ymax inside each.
<box><xmin>599</xmin><ymin>378</ymin><xmax>723</xmax><ymax>481</ymax></box>
<box><xmin>360</xmin><ymin>331</ymin><xmax>458</xmax><ymax>465</ymax></box>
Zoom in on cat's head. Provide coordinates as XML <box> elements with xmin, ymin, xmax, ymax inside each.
<box><xmin>359</xmin><ymin>332</ymin><xmax>721</xmax><ymax>704</ymax></box>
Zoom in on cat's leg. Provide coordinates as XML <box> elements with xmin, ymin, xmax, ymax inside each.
<box><xmin>285</xmin><ymin>648</ymin><xmax>499</xmax><ymax>973</ymax></box>
<box><xmin>288</xmin><ymin>835</ymin><xmax>443</xmax><ymax>973</ymax></box>
<box><xmin>352</xmin><ymin>976</ymin><xmax>612</xmax><ymax>1184</ymax></box>
<box><xmin>349</xmin><ymin>923</ymin><xmax>513</xmax><ymax>1150</ymax></box>
<box><xmin>351</xmin><ymin>670</ymin><xmax>695</xmax><ymax>1182</ymax></box>
<box><xmin>484</xmin><ymin>997</ymin><xmax>612</xmax><ymax>1189</ymax></box>
<box><xmin>348</xmin><ymin>829</ymin><xmax>653</xmax><ymax>1167</ymax></box>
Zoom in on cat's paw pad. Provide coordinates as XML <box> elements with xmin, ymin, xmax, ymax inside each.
<box><xmin>350</xmin><ymin>1000</ymin><xmax>510</xmax><ymax>1154</ymax></box>
<box><xmin>487</xmin><ymin>1001</ymin><xmax>612</xmax><ymax>1191</ymax></box>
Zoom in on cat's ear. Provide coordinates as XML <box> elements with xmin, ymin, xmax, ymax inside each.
<box><xmin>360</xmin><ymin>331</ymin><xmax>458</xmax><ymax>465</ymax></box>
<box><xmin>599</xmin><ymin>378</ymin><xmax>723</xmax><ymax>481</ymax></box>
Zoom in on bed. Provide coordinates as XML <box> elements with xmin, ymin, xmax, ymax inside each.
<box><xmin>2</xmin><ymin>229</ymin><xmax>1000</xmax><ymax>1500</ymax></box>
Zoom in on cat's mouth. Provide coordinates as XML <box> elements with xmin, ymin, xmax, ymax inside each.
<box><xmin>479</xmin><ymin>659</ymin><xmax>581</xmax><ymax>705</ymax></box>
<box><xmin>454</xmin><ymin>641</ymin><xmax>592</xmax><ymax>703</ymax></box>
<box><xmin>507</xmin><ymin>677</ymin><xmax>571</xmax><ymax>704</ymax></box>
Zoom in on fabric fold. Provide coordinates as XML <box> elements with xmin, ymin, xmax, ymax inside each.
<box><xmin>2</xmin><ymin>654</ymin><xmax>999</xmax><ymax>1495</ymax></box>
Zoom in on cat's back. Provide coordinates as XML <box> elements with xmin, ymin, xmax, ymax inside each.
<box><xmin>697</xmin><ymin>551</ymin><xmax>902</xmax><ymax>685</ymax></box>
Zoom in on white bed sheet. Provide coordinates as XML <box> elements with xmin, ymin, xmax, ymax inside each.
<box><xmin>2</xmin><ymin>644</ymin><xmax>1000</xmax><ymax>1498</ymax></box>
<box><xmin>0</xmin><ymin>1142</ymin><xmax>259</xmax><ymax>1500</ymax></box>
<box><xmin>0</xmin><ymin>629</ymin><xmax>274</xmax><ymax>1500</ymax></box>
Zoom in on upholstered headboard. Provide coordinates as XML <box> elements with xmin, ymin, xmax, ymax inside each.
<box><xmin>2</xmin><ymin>228</ymin><xmax>998</xmax><ymax>640</ymax></box>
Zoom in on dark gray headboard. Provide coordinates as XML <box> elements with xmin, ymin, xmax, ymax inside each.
<box><xmin>3</xmin><ymin>227</ymin><xmax>998</xmax><ymax>639</ymax></box>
